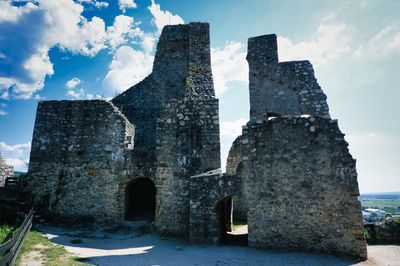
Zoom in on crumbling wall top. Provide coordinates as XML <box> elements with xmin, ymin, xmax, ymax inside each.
<box><xmin>247</xmin><ymin>34</ymin><xmax>330</xmax><ymax>121</ymax></box>
<box><xmin>247</xmin><ymin>34</ymin><xmax>279</xmax><ymax>67</ymax></box>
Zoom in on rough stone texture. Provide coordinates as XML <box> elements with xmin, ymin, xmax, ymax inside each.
<box><xmin>374</xmin><ymin>220</ymin><xmax>400</xmax><ymax>244</ymax></box>
<box><xmin>111</xmin><ymin>22</ymin><xmax>215</xmax><ymax>170</ymax></box>
<box><xmin>26</xmin><ymin>100</ymin><xmax>135</xmax><ymax>222</ymax></box>
<box><xmin>25</xmin><ymin>23</ymin><xmax>366</xmax><ymax>259</ymax></box>
<box><xmin>0</xmin><ymin>152</ymin><xmax>14</xmax><ymax>187</ymax></box>
<box><xmin>156</xmin><ymin>98</ymin><xmax>220</xmax><ymax>235</ymax></box>
<box><xmin>189</xmin><ymin>170</ymin><xmax>238</xmax><ymax>244</ymax></box>
<box><xmin>247</xmin><ymin>34</ymin><xmax>330</xmax><ymax>121</ymax></box>
<box><xmin>191</xmin><ymin>33</ymin><xmax>366</xmax><ymax>259</ymax></box>
<box><xmin>111</xmin><ymin>22</ymin><xmax>220</xmax><ymax>236</ymax></box>
<box><xmin>229</xmin><ymin>118</ymin><xmax>366</xmax><ymax>258</ymax></box>
<box><xmin>26</xmin><ymin>23</ymin><xmax>220</xmax><ymax>238</ymax></box>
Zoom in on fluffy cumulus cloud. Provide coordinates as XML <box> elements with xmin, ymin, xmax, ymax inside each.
<box><xmin>106</xmin><ymin>15</ymin><xmax>142</xmax><ymax>50</ymax></box>
<box><xmin>118</xmin><ymin>0</ymin><xmax>137</xmax><ymax>13</ymax></box>
<box><xmin>211</xmin><ymin>42</ymin><xmax>248</xmax><ymax>96</ymax></box>
<box><xmin>0</xmin><ymin>0</ymin><xmax>143</xmax><ymax>99</ymax></box>
<box><xmin>148</xmin><ymin>0</ymin><xmax>184</xmax><ymax>34</ymax></box>
<box><xmin>65</xmin><ymin>77</ymin><xmax>81</xmax><ymax>89</ymax></box>
<box><xmin>102</xmin><ymin>0</ymin><xmax>183</xmax><ymax>92</ymax></box>
<box><xmin>0</xmin><ymin>141</ymin><xmax>31</xmax><ymax>171</ymax></box>
<box><xmin>278</xmin><ymin>23</ymin><xmax>350</xmax><ymax>66</ymax></box>
<box><xmin>104</xmin><ymin>46</ymin><xmax>154</xmax><ymax>92</ymax></box>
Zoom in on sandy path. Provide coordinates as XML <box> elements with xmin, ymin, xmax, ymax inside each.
<box><xmin>37</xmin><ymin>225</ymin><xmax>399</xmax><ymax>266</ymax></box>
<box><xmin>20</xmin><ymin>244</ymin><xmax>45</xmax><ymax>266</ymax></box>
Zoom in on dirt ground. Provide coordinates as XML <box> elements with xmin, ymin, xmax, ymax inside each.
<box><xmin>35</xmin><ymin>225</ymin><xmax>399</xmax><ymax>266</ymax></box>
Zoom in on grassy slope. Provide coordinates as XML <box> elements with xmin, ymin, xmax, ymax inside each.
<box><xmin>0</xmin><ymin>225</ymin><xmax>15</xmax><ymax>244</ymax></box>
<box><xmin>16</xmin><ymin>229</ymin><xmax>90</xmax><ymax>266</ymax></box>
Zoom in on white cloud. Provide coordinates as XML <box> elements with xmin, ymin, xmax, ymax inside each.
<box><xmin>86</xmin><ymin>93</ymin><xmax>104</xmax><ymax>100</ymax></box>
<box><xmin>0</xmin><ymin>0</ymin><xmax>142</xmax><ymax>99</ymax></box>
<box><xmin>118</xmin><ymin>0</ymin><xmax>137</xmax><ymax>13</ymax></box>
<box><xmin>66</xmin><ymin>88</ymin><xmax>85</xmax><ymax>99</ymax></box>
<box><xmin>278</xmin><ymin>23</ymin><xmax>350</xmax><ymax>66</ymax></box>
<box><xmin>6</xmin><ymin>158</ymin><xmax>29</xmax><ymax>171</ymax></box>
<box><xmin>104</xmin><ymin>46</ymin><xmax>154</xmax><ymax>93</ymax></box>
<box><xmin>211</xmin><ymin>42</ymin><xmax>248</xmax><ymax>96</ymax></box>
<box><xmin>141</xmin><ymin>34</ymin><xmax>156</xmax><ymax>53</ymax></box>
<box><xmin>148</xmin><ymin>0</ymin><xmax>184</xmax><ymax>34</ymax></box>
<box><xmin>0</xmin><ymin>141</ymin><xmax>31</xmax><ymax>171</ymax></box>
<box><xmin>77</xmin><ymin>0</ymin><xmax>109</xmax><ymax>9</ymax></box>
<box><xmin>0</xmin><ymin>1</ymin><xmax>38</xmax><ymax>23</ymax></box>
<box><xmin>65</xmin><ymin>77</ymin><xmax>81</xmax><ymax>89</ymax></box>
<box><xmin>0</xmin><ymin>109</ymin><xmax>7</xmax><ymax>116</ymax></box>
<box><xmin>220</xmin><ymin>118</ymin><xmax>247</xmax><ymax>139</ymax></box>
<box><xmin>106</xmin><ymin>15</ymin><xmax>141</xmax><ymax>50</ymax></box>
<box><xmin>354</xmin><ymin>25</ymin><xmax>400</xmax><ymax>59</ymax></box>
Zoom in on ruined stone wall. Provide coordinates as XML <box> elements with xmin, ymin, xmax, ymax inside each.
<box><xmin>156</xmin><ymin>98</ymin><xmax>220</xmax><ymax>235</ymax></box>
<box><xmin>248</xmin><ymin>34</ymin><xmax>330</xmax><ymax>121</ymax></box>
<box><xmin>112</xmin><ymin>22</ymin><xmax>214</xmax><ymax>162</ymax></box>
<box><xmin>112</xmin><ymin>22</ymin><xmax>220</xmax><ymax>237</ymax></box>
<box><xmin>229</xmin><ymin>118</ymin><xmax>366</xmax><ymax>258</ymax></box>
<box><xmin>26</xmin><ymin>100</ymin><xmax>135</xmax><ymax>222</ymax></box>
<box><xmin>219</xmin><ymin>33</ymin><xmax>366</xmax><ymax>258</ymax></box>
<box><xmin>189</xmin><ymin>170</ymin><xmax>238</xmax><ymax>243</ymax></box>
<box><xmin>0</xmin><ymin>152</ymin><xmax>14</xmax><ymax>187</ymax></box>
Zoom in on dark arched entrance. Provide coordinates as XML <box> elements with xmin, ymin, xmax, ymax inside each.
<box><xmin>125</xmin><ymin>177</ymin><xmax>156</xmax><ymax>221</ymax></box>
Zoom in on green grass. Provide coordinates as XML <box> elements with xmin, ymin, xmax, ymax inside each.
<box><xmin>15</xmin><ymin>229</ymin><xmax>91</xmax><ymax>266</ymax></box>
<box><xmin>361</xmin><ymin>199</ymin><xmax>400</xmax><ymax>213</ymax></box>
<box><xmin>232</xmin><ymin>220</ymin><xmax>247</xmax><ymax>230</ymax></box>
<box><xmin>0</xmin><ymin>225</ymin><xmax>15</xmax><ymax>244</ymax></box>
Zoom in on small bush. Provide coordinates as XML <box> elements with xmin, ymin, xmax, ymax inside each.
<box><xmin>0</xmin><ymin>225</ymin><xmax>15</xmax><ymax>244</ymax></box>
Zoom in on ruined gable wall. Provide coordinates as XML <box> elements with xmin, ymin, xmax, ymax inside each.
<box><xmin>26</xmin><ymin>100</ymin><xmax>135</xmax><ymax>222</ymax></box>
<box><xmin>248</xmin><ymin>34</ymin><xmax>330</xmax><ymax>121</ymax></box>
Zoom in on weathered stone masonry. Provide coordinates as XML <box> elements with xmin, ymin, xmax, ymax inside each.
<box><xmin>27</xmin><ymin>100</ymin><xmax>135</xmax><ymax>221</ymax></box>
<box><xmin>189</xmin><ymin>34</ymin><xmax>367</xmax><ymax>259</ymax></box>
<box><xmin>26</xmin><ymin>23</ymin><xmax>220</xmax><ymax>238</ymax></box>
<box><xmin>26</xmin><ymin>23</ymin><xmax>366</xmax><ymax>259</ymax></box>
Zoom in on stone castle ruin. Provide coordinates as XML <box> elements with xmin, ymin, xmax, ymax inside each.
<box><xmin>25</xmin><ymin>22</ymin><xmax>367</xmax><ymax>259</ymax></box>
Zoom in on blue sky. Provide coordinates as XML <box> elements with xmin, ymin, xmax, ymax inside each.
<box><xmin>0</xmin><ymin>0</ymin><xmax>399</xmax><ymax>193</ymax></box>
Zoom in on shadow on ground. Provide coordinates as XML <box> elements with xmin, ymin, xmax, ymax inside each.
<box><xmin>38</xmin><ymin>224</ymin><xmax>370</xmax><ymax>266</ymax></box>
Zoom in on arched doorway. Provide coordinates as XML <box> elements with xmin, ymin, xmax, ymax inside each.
<box><xmin>125</xmin><ymin>177</ymin><xmax>156</xmax><ymax>221</ymax></box>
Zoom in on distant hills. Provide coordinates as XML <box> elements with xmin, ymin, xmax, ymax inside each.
<box><xmin>360</xmin><ymin>192</ymin><xmax>400</xmax><ymax>200</ymax></box>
